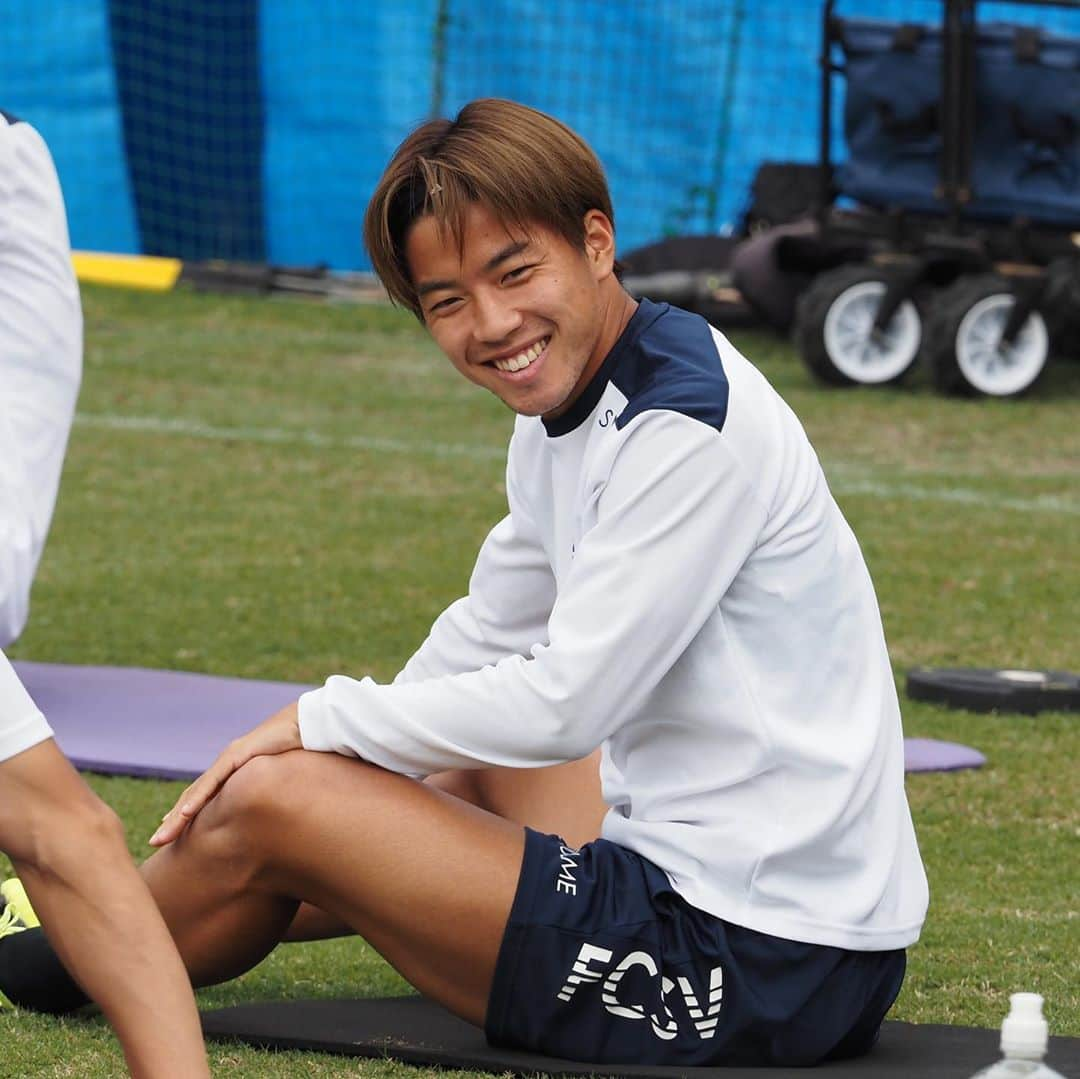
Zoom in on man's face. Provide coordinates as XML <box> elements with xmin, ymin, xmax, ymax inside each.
<box><xmin>405</xmin><ymin>202</ymin><xmax>614</xmax><ymax>419</ymax></box>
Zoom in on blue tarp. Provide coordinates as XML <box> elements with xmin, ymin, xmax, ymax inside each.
<box><xmin>2</xmin><ymin>1</ymin><xmax>1079</xmax><ymax>268</ymax></box>
<box><xmin>840</xmin><ymin>17</ymin><xmax>1080</xmax><ymax>225</ymax></box>
<box><xmin>260</xmin><ymin>2</ymin><xmax>438</xmax><ymax>268</ymax></box>
<box><xmin>1</xmin><ymin>3</ymin><xmax>138</xmax><ymax>254</ymax></box>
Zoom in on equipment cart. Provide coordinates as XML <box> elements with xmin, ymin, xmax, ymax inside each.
<box><xmin>794</xmin><ymin>0</ymin><xmax>1080</xmax><ymax>396</ymax></box>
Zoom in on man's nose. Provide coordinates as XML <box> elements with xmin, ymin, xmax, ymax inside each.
<box><xmin>472</xmin><ymin>291</ymin><xmax>522</xmax><ymax>343</ymax></box>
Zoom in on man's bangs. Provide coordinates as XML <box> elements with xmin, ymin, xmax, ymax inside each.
<box><xmin>417</xmin><ymin>166</ymin><xmax>474</xmax><ymax>257</ymax></box>
<box><xmin>419</xmin><ymin>164</ymin><xmax>538</xmax><ymax>258</ymax></box>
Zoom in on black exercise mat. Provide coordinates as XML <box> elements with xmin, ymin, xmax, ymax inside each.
<box><xmin>201</xmin><ymin>996</ymin><xmax>1080</xmax><ymax>1076</ymax></box>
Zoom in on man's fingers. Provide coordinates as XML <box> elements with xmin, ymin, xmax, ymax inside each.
<box><xmin>148</xmin><ymin>748</ymin><xmax>245</xmax><ymax>846</ymax></box>
<box><xmin>145</xmin><ymin>714</ymin><xmax>295</xmax><ymax>847</ymax></box>
<box><xmin>148</xmin><ymin>815</ymin><xmax>184</xmax><ymax>847</ymax></box>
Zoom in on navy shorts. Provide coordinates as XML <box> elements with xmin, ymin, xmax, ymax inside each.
<box><xmin>485</xmin><ymin>829</ymin><xmax>906</xmax><ymax>1067</ymax></box>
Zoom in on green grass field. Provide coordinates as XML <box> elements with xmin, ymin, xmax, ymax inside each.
<box><xmin>3</xmin><ymin>283</ymin><xmax>1078</xmax><ymax>1076</ymax></box>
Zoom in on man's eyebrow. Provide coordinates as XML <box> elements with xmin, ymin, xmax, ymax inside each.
<box><xmin>417</xmin><ymin>278</ymin><xmax>458</xmax><ymax>298</ymax></box>
<box><xmin>483</xmin><ymin>239</ymin><xmax>531</xmax><ymax>272</ymax></box>
<box><xmin>416</xmin><ymin>240</ymin><xmax>532</xmax><ymax>299</ymax></box>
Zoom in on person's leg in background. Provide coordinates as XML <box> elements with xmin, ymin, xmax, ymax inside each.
<box><xmin>0</xmin><ymin>737</ymin><xmax>211</xmax><ymax>1078</ymax></box>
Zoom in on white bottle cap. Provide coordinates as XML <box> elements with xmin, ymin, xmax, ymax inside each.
<box><xmin>1000</xmin><ymin>992</ymin><xmax>1049</xmax><ymax>1059</ymax></box>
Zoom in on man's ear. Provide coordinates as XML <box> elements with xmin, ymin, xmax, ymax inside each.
<box><xmin>582</xmin><ymin>209</ymin><xmax>617</xmax><ymax>280</ymax></box>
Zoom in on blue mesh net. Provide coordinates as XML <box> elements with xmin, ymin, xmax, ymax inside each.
<box><xmin>109</xmin><ymin>0</ymin><xmax>265</xmax><ymax>261</ymax></box>
<box><xmin>1</xmin><ymin>1</ymin><xmax>1077</xmax><ymax>268</ymax></box>
<box><xmin>0</xmin><ymin>4</ymin><xmax>138</xmax><ymax>253</ymax></box>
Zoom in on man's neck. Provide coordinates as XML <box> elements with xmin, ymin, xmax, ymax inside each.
<box><xmin>586</xmin><ymin>284</ymin><xmax>639</xmax><ymax>392</ymax></box>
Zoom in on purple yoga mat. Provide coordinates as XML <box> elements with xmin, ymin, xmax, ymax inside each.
<box><xmin>11</xmin><ymin>661</ymin><xmax>986</xmax><ymax>780</ymax></box>
<box><xmin>13</xmin><ymin>660</ymin><xmax>315</xmax><ymax>780</ymax></box>
<box><xmin>903</xmin><ymin>737</ymin><xmax>986</xmax><ymax>773</ymax></box>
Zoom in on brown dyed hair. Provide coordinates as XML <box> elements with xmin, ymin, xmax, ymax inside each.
<box><xmin>363</xmin><ymin>98</ymin><xmax>616</xmax><ymax>319</ymax></box>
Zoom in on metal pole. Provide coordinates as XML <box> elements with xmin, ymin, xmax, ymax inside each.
<box><xmin>940</xmin><ymin>0</ymin><xmax>977</xmax><ymax>220</ymax></box>
<box><xmin>429</xmin><ymin>0</ymin><xmax>451</xmax><ymax>119</ymax></box>
<box><xmin>818</xmin><ymin>0</ymin><xmax>838</xmax><ymax>217</ymax></box>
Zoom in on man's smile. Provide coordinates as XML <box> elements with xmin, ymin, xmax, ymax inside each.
<box><xmin>486</xmin><ymin>336</ymin><xmax>551</xmax><ymax>377</ymax></box>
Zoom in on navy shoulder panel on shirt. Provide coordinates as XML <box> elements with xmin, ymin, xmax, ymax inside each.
<box><xmin>611</xmin><ymin>300</ymin><xmax>730</xmax><ymax>434</ymax></box>
<box><xmin>540</xmin><ymin>298</ymin><xmax>730</xmax><ymax>438</ymax></box>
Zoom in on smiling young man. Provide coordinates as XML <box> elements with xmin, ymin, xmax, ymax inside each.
<box><xmin>404</xmin><ymin>200</ymin><xmax>635</xmax><ymax>419</ymax></box>
<box><xmin>1</xmin><ymin>99</ymin><xmax>927</xmax><ymax>1068</ymax></box>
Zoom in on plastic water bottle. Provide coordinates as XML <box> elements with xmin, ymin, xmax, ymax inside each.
<box><xmin>970</xmin><ymin>993</ymin><xmax>1068</xmax><ymax>1078</ymax></box>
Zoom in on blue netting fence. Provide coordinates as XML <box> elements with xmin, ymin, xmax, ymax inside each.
<box><xmin>1</xmin><ymin>1</ymin><xmax>1078</xmax><ymax>269</ymax></box>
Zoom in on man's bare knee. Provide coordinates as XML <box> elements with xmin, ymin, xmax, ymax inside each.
<box><xmin>196</xmin><ymin>750</ymin><xmax>352</xmax><ymax>846</ymax></box>
<box><xmin>197</xmin><ymin>752</ymin><xmax>295</xmax><ymax>834</ymax></box>
<box><xmin>182</xmin><ymin>752</ymin><xmax>397</xmax><ymax>895</ymax></box>
<box><xmin>164</xmin><ymin>761</ymin><xmax>282</xmax><ymax>890</ymax></box>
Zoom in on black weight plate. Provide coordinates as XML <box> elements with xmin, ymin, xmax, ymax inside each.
<box><xmin>906</xmin><ymin>667</ymin><xmax>1080</xmax><ymax>715</ymax></box>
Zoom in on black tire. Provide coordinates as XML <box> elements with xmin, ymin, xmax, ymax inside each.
<box><xmin>795</xmin><ymin>265</ymin><xmax>922</xmax><ymax>387</ymax></box>
<box><xmin>923</xmin><ymin>274</ymin><xmax>1051</xmax><ymax>397</ymax></box>
<box><xmin>1042</xmin><ymin>259</ymin><xmax>1080</xmax><ymax>360</ymax></box>
<box><xmin>907</xmin><ymin>667</ymin><xmax>1080</xmax><ymax>715</ymax></box>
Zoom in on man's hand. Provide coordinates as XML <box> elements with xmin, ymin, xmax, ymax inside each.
<box><xmin>149</xmin><ymin>702</ymin><xmax>302</xmax><ymax>847</ymax></box>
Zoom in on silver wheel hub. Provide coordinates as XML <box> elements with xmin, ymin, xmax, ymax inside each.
<box><xmin>955</xmin><ymin>294</ymin><xmax>1048</xmax><ymax>396</ymax></box>
<box><xmin>823</xmin><ymin>281</ymin><xmax>920</xmax><ymax>383</ymax></box>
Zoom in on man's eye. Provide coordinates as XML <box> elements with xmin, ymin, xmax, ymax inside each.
<box><xmin>429</xmin><ymin>296</ymin><xmax>462</xmax><ymax>313</ymax></box>
<box><xmin>504</xmin><ymin>265</ymin><xmax>534</xmax><ymax>283</ymax></box>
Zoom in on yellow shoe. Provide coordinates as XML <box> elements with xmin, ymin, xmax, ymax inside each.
<box><xmin>0</xmin><ymin>881</ymin><xmax>39</xmax><ymax>1010</ymax></box>
<box><xmin>0</xmin><ymin>880</ymin><xmax>39</xmax><ymax>930</ymax></box>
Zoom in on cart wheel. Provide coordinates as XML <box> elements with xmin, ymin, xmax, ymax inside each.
<box><xmin>925</xmin><ymin>275</ymin><xmax>1049</xmax><ymax>397</ymax></box>
<box><xmin>795</xmin><ymin>265</ymin><xmax>921</xmax><ymax>386</ymax></box>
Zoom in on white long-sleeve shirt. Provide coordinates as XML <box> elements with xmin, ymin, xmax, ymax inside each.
<box><xmin>0</xmin><ymin>112</ymin><xmax>83</xmax><ymax>647</ymax></box>
<box><xmin>0</xmin><ymin>648</ymin><xmax>52</xmax><ymax>762</ymax></box>
<box><xmin>299</xmin><ymin>299</ymin><xmax>928</xmax><ymax>952</ymax></box>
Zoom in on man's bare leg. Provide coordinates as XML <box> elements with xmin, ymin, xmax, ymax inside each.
<box><xmin>428</xmin><ymin>749</ymin><xmax>606</xmax><ymax>847</ymax></box>
<box><xmin>285</xmin><ymin>749</ymin><xmax>604</xmax><ymax>942</ymax></box>
<box><xmin>140</xmin><ymin>748</ymin><xmax>527</xmax><ymax>1025</ymax></box>
<box><xmin>0</xmin><ymin>740</ymin><xmax>210</xmax><ymax>1079</ymax></box>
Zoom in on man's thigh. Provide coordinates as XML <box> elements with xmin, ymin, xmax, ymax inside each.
<box><xmin>286</xmin><ymin>750</ymin><xmax>605</xmax><ymax>944</ymax></box>
<box><xmin>427</xmin><ymin>749</ymin><xmax>605</xmax><ymax>849</ymax></box>
<box><xmin>173</xmin><ymin>750</ymin><xmax>528</xmax><ymax>1025</ymax></box>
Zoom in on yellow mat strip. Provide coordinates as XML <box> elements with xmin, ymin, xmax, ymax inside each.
<box><xmin>72</xmin><ymin>251</ymin><xmax>184</xmax><ymax>291</ymax></box>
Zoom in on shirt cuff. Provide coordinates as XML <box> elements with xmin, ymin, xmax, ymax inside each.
<box><xmin>296</xmin><ymin>686</ymin><xmax>336</xmax><ymax>753</ymax></box>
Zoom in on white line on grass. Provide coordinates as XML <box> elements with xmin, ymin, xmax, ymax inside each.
<box><xmin>74</xmin><ymin>411</ymin><xmax>506</xmax><ymax>461</ymax></box>
<box><xmin>828</xmin><ymin>479</ymin><xmax>1080</xmax><ymax>517</ymax></box>
<box><xmin>74</xmin><ymin>411</ymin><xmax>1080</xmax><ymax>516</ymax></box>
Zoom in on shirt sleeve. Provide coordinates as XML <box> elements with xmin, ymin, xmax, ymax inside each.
<box><xmin>298</xmin><ymin>411</ymin><xmax>768</xmax><ymax>777</ymax></box>
<box><xmin>0</xmin><ymin>411</ymin><xmax>38</xmax><ymax>647</ymax></box>
<box><xmin>0</xmin><ymin>650</ymin><xmax>53</xmax><ymax>762</ymax></box>
<box><xmin>392</xmin><ymin>439</ymin><xmax>556</xmax><ymax>684</ymax></box>
<box><xmin>0</xmin><ymin>119</ymin><xmax>83</xmax><ymax>649</ymax></box>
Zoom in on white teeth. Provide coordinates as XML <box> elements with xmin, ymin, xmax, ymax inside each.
<box><xmin>493</xmin><ymin>337</ymin><xmax>548</xmax><ymax>373</ymax></box>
